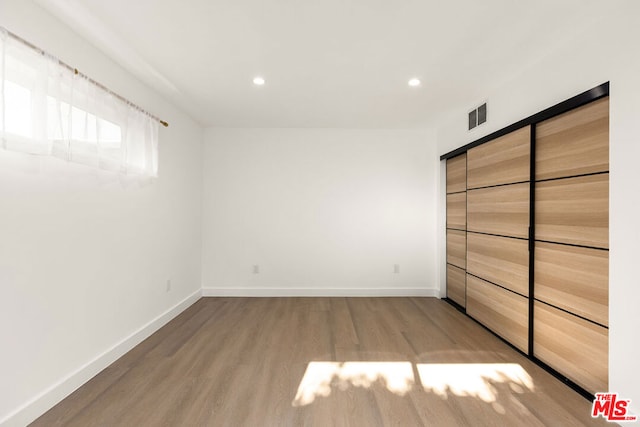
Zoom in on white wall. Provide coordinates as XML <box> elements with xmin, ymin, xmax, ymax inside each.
<box><xmin>436</xmin><ymin>1</ymin><xmax>640</xmax><ymax>417</ymax></box>
<box><xmin>202</xmin><ymin>128</ymin><xmax>437</xmax><ymax>296</ymax></box>
<box><xmin>0</xmin><ymin>1</ymin><xmax>203</xmax><ymax>425</ymax></box>
<box><xmin>5</xmin><ymin>0</ymin><xmax>634</xmax><ymax>424</ymax></box>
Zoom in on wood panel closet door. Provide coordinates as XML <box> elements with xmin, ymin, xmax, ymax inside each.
<box><xmin>443</xmin><ymin>88</ymin><xmax>609</xmax><ymax>399</ymax></box>
<box><xmin>535</xmin><ymin>173</ymin><xmax>609</xmax><ymax>249</ymax></box>
<box><xmin>467</xmin><ymin>233</ymin><xmax>529</xmax><ymax>297</ymax></box>
<box><xmin>465</xmin><ymin>128</ymin><xmax>530</xmax><ymax>351</ymax></box>
<box><xmin>467</xmin><ymin>275</ymin><xmax>529</xmax><ymax>353</ymax></box>
<box><xmin>446</xmin><ymin>153</ymin><xmax>467</xmax><ymax>193</ymax></box>
<box><xmin>535</xmin><ymin>242</ymin><xmax>608</xmax><ymax>326</ymax></box>
<box><xmin>467</xmin><ymin>183</ymin><xmax>530</xmax><ymax>239</ymax></box>
<box><xmin>467</xmin><ymin>127</ymin><xmax>530</xmax><ymax>189</ymax></box>
<box><xmin>534</xmin><ymin>95</ymin><xmax>609</xmax><ymax>396</ymax></box>
<box><xmin>536</xmin><ymin>97</ymin><xmax>609</xmax><ymax>181</ymax></box>
<box><xmin>446</xmin><ymin>230</ymin><xmax>466</xmax><ymax>270</ymax></box>
<box><xmin>446</xmin><ymin>154</ymin><xmax>467</xmax><ymax>307</ymax></box>
<box><xmin>534</xmin><ymin>302</ymin><xmax>608</xmax><ymax>394</ymax></box>
<box><xmin>446</xmin><ymin>192</ymin><xmax>466</xmax><ymax>231</ymax></box>
<box><xmin>447</xmin><ymin>265</ymin><xmax>466</xmax><ymax>308</ymax></box>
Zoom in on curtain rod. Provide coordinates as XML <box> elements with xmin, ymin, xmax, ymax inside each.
<box><xmin>1</xmin><ymin>27</ymin><xmax>169</xmax><ymax>128</ymax></box>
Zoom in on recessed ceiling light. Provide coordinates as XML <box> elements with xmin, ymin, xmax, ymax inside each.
<box><xmin>253</xmin><ymin>76</ymin><xmax>265</xmax><ymax>86</ymax></box>
<box><xmin>408</xmin><ymin>78</ymin><xmax>421</xmax><ymax>87</ymax></box>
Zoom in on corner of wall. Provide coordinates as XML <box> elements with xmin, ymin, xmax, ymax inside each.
<box><xmin>0</xmin><ymin>290</ymin><xmax>202</xmax><ymax>427</ymax></box>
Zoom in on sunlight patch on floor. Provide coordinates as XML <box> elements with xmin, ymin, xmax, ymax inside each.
<box><xmin>416</xmin><ymin>363</ymin><xmax>534</xmax><ymax>403</ymax></box>
<box><xmin>292</xmin><ymin>361</ymin><xmax>414</xmax><ymax>406</ymax></box>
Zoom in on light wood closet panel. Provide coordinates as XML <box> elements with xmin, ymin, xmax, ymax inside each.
<box><xmin>446</xmin><ymin>230</ymin><xmax>466</xmax><ymax>269</ymax></box>
<box><xmin>446</xmin><ymin>192</ymin><xmax>466</xmax><ymax>230</ymax></box>
<box><xmin>535</xmin><ymin>242</ymin><xmax>608</xmax><ymax>326</ymax></box>
<box><xmin>467</xmin><ymin>275</ymin><xmax>529</xmax><ymax>353</ymax></box>
<box><xmin>533</xmin><ymin>95</ymin><xmax>609</xmax><ymax>396</ymax></box>
<box><xmin>446</xmin><ymin>154</ymin><xmax>467</xmax><ymax>306</ymax></box>
<box><xmin>467</xmin><ymin>127</ymin><xmax>530</xmax><ymax>189</ymax></box>
<box><xmin>446</xmin><ymin>153</ymin><xmax>467</xmax><ymax>193</ymax></box>
<box><xmin>534</xmin><ymin>302</ymin><xmax>608</xmax><ymax>394</ymax></box>
<box><xmin>447</xmin><ymin>265</ymin><xmax>466</xmax><ymax>308</ymax></box>
<box><xmin>467</xmin><ymin>233</ymin><xmax>529</xmax><ymax>296</ymax></box>
<box><xmin>536</xmin><ymin>97</ymin><xmax>609</xmax><ymax>181</ymax></box>
<box><xmin>465</xmin><ymin>126</ymin><xmax>530</xmax><ymax>356</ymax></box>
<box><xmin>536</xmin><ymin>173</ymin><xmax>609</xmax><ymax>249</ymax></box>
<box><xmin>467</xmin><ymin>183</ymin><xmax>529</xmax><ymax>238</ymax></box>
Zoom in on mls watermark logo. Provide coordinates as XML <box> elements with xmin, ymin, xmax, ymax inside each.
<box><xmin>592</xmin><ymin>393</ymin><xmax>637</xmax><ymax>422</ymax></box>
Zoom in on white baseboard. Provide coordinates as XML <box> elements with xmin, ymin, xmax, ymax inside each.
<box><xmin>1</xmin><ymin>289</ymin><xmax>202</xmax><ymax>427</ymax></box>
<box><xmin>202</xmin><ymin>287</ymin><xmax>440</xmax><ymax>297</ymax></box>
<box><xmin>2</xmin><ymin>286</ymin><xmax>439</xmax><ymax>426</ymax></box>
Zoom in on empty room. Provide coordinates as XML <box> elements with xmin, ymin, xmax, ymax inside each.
<box><xmin>1</xmin><ymin>0</ymin><xmax>639</xmax><ymax>425</ymax></box>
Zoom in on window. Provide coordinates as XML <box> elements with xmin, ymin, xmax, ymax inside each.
<box><xmin>0</xmin><ymin>28</ymin><xmax>158</xmax><ymax>177</ymax></box>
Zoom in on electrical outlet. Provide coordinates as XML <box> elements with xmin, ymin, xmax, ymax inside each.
<box><xmin>394</xmin><ymin>264</ymin><xmax>400</xmax><ymax>274</ymax></box>
<box><xmin>252</xmin><ymin>265</ymin><xmax>260</xmax><ymax>274</ymax></box>
<box><xmin>166</xmin><ymin>279</ymin><xmax>172</xmax><ymax>292</ymax></box>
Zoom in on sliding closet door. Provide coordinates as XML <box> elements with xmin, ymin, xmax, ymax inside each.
<box><xmin>442</xmin><ymin>84</ymin><xmax>610</xmax><ymax>399</ymax></box>
<box><xmin>466</xmin><ymin>127</ymin><xmax>530</xmax><ymax>352</ymax></box>
<box><xmin>446</xmin><ymin>154</ymin><xmax>467</xmax><ymax>307</ymax></box>
<box><xmin>533</xmin><ymin>97</ymin><xmax>609</xmax><ymax>394</ymax></box>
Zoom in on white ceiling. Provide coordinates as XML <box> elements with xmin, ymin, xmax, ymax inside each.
<box><xmin>37</xmin><ymin>0</ymin><xmax>600</xmax><ymax>128</ymax></box>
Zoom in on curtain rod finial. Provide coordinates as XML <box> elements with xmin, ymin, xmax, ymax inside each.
<box><xmin>160</xmin><ymin>120</ymin><xmax>169</xmax><ymax>128</ymax></box>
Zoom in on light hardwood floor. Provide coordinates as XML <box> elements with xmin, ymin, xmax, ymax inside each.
<box><xmin>31</xmin><ymin>298</ymin><xmax>609</xmax><ymax>426</ymax></box>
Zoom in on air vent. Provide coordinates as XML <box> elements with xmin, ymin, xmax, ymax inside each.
<box><xmin>468</xmin><ymin>103</ymin><xmax>487</xmax><ymax>130</ymax></box>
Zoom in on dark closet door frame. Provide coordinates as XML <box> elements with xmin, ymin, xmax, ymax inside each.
<box><xmin>440</xmin><ymin>82</ymin><xmax>610</xmax><ymax>401</ymax></box>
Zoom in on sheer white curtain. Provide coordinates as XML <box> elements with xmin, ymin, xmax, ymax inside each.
<box><xmin>0</xmin><ymin>28</ymin><xmax>158</xmax><ymax>177</ymax></box>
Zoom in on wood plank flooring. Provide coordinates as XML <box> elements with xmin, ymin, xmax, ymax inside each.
<box><xmin>31</xmin><ymin>298</ymin><xmax>609</xmax><ymax>426</ymax></box>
